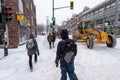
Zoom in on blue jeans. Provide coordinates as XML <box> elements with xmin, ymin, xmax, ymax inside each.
<box><xmin>60</xmin><ymin>59</ymin><xmax>78</xmax><ymax>80</ymax></box>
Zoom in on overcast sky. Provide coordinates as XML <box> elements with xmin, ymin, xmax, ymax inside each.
<box><xmin>34</xmin><ymin>0</ymin><xmax>105</xmax><ymax>25</ymax></box>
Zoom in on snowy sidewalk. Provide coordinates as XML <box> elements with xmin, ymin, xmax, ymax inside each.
<box><xmin>0</xmin><ymin>36</ymin><xmax>120</xmax><ymax>80</ymax></box>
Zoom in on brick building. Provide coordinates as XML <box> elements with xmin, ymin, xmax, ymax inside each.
<box><xmin>0</xmin><ymin>0</ymin><xmax>37</xmax><ymax>48</ymax></box>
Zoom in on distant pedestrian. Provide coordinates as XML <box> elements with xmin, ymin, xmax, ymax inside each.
<box><xmin>51</xmin><ymin>32</ymin><xmax>56</xmax><ymax>48</ymax></box>
<box><xmin>55</xmin><ymin>29</ymin><xmax>78</xmax><ymax>80</ymax></box>
<box><xmin>47</xmin><ymin>33</ymin><xmax>52</xmax><ymax>49</ymax></box>
<box><xmin>26</xmin><ymin>33</ymin><xmax>39</xmax><ymax>72</ymax></box>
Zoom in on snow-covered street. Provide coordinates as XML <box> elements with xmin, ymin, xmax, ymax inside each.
<box><xmin>0</xmin><ymin>35</ymin><xmax>120</xmax><ymax>80</ymax></box>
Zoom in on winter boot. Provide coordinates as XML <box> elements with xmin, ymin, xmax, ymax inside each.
<box><xmin>30</xmin><ymin>68</ymin><xmax>33</xmax><ymax>72</ymax></box>
<box><xmin>30</xmin><ymin>67</ymin><xmax>33</xmax><ymax>72</ymax></box>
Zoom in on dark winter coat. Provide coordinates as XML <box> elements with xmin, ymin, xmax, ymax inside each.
<box><xmin>55</xmin><ymin>29</ymin><xmax>77</xmax><ymax>67</ymax></box>
<box><xmin>51</xmin><ymin>35</ymin><xmax>56</xmax><ymax>42</ymax></box>
<box><xmin>27</xmin><ymin>33</ymin><xmax>39</xmax><ymax>56</ymax></box>
<box><xmin>47</xmin><ymin>33</ymin><xmax>52</xmax><ymax>42</ymax></box>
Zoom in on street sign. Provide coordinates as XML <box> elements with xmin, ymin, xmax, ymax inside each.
<box><xmin>52</xmin><ymin>17</ymin><xmax>55</xmax><ymax>21</ymax></box>
<box><xmin>16</xmin><ymin>14</ymin><xmax>24</xmax><ymax>21</ymax></box>
<box><xmin>27</xmin><ymin>22</ymin><xmax>31</xmax><ymax>27</ymax></box>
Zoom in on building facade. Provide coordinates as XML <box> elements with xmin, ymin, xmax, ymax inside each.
<box><xmin>79</xmin><ymin>0</ymin><xmax>120</xmax><ymax>37</ymax></box>
<box><xmin>0</xmin><ymin>0</ymin><xmax>37</xmax><ymax>48</ymax></box>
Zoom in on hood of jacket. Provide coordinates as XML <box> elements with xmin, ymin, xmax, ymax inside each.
<box><xmin>61</xmin><ymin>29</ymin><xmax>69</xmax><ymax>40</ymax></box>
<box><xmin>29</xmin><ymin>33</ymin><xmax>34</xmax><ymax>39</ymax></box>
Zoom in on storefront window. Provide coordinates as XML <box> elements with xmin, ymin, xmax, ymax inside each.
<box><xmin>19</xmin><ymin>21</ymin><xmax>28</xmax><ymax>42</ymax></box>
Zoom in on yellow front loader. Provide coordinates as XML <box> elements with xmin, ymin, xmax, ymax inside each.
<box><xmin>77</xmin><ymin>21</ymin><xmax>117</xmax><ymax>49</ymax></box>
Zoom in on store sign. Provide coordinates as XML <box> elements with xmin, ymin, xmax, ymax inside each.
<box><xmin>16</xmin><ymin>14</ymin><xmax>24</xmax><ymax>21</ymax></box>
<box><xmin>27</xmin><ymin>23</ymin><xmax>31</xmax><ymax>27</ymax></box>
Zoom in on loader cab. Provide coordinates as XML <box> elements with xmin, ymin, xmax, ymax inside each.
<box><xmin>78</xmin><ymin>21</ymin><xmax>92</xmax><ymax>34</ymax></box>
<box><xmin>85</xmin><ymin>21</ymin><xmax>94</xmax><ymax>29</ymax></box>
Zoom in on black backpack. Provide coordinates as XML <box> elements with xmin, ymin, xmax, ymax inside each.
<box><xmin>61</xmin><ymin>39</ymin><xmax>77</xmax><ymax>64</ymax></box>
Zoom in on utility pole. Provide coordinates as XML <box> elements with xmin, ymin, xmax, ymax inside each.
<box><xmin>52</xmin><ymin>0</ymin><xmax>55</xmax><ymax>32</ymax></box>
<box><xmin>52</xmin><ymin>0</ymin><xmax>74</xmax><ymax>32</ymax></box>
<box><xmin>1</xmin><ymin>0</ymin><xmax>8</xmax><ymax>56</ymax></box>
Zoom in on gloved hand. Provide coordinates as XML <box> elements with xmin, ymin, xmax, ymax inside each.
<box><xmin>56</xmin><ymin>64</ymin><xmax>58</xmax><ymax>67</ymax></box>
<box><xmin>55</xmin><ymin>60</ymin><xmax>59</xmax><ymax>67</ymax></box>
<box><xmin>38</xmin><ymin>51</ymin><xmax>40</xmax><ymax>56</ymax></box>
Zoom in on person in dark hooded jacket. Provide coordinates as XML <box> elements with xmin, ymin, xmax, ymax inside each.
<box><xmin>51</xmin><ymin>32</ymin><xmax>56</xmax><ymax>48</ymax></box>
<box><xmin>55</xmin><ymin>29</ymin><xmax>78</xmax><ymax>80</ymax></box>
<box><xmin>26</xmin><ymin>33</ymin><xmax>39</xmax><ymax>72</ymax></box>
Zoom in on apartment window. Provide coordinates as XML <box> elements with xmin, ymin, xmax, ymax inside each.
<box><xmin>105</xmin><ymin>16</ymin><xmax>110</xmax><ymax>21</ymax></box>
<box><xmin>99</xmin><ymin>8</ymin><xmax>104</xmax><ymax>12</ymax></box>
<box><xmin>90</xmin><ymin>12</ymin><xmax>93</xmax><ymax>16</ymax></box>
<box><xmin>119</xmin><ymin>0</ymin><xmax>120</xmax><ymax>6</ymax></box>
<box><xmin>94</xmin><ymin>10</ymin><xmax>98</xmax><ymax>14</ymax></box>
<box><xmin>111</xmin><ymin>2</ymin><xmax>116</xmax><ymax>9</ymax></box>
<box><xmin>96</xmin><ymin>18</ymin><xmax>103</xmax><ymax>24</ymax></box>
<box><xmin>18</xmin><ymin>0</ymin><xmax>24</xmax><ymax>13</ymax></box>
<box><xmin>84</xmin><ymin>16</ymin><xmax>86</xmax><ymax>18</ymax></box>
<box><xmin>87</xmin><ymin>14</ymin><xmax>89</xmax><ymax>17</ymax></box>
<box><xmin>105</xmin><ymin>5</ymin><xmax>110</xmax><ymax>10</ymax></box>
<box><xmin>110</xmin><ymin>15</ymin><xmax>115</xmax><ymax>20</ymax></box>
<box><xmin>82</xmin><ymin>16</ymin><xmax>84</xmax><ymax>19</ymax></box>
<box><xmin>82</xmin><ymin>16</ymin><xmax>84</xmax><ymax>18</ymax></box>
<box><xmin>89</xmin><ymin>13</ymin><xmax>91</xmax><ymax>16</ymax></box>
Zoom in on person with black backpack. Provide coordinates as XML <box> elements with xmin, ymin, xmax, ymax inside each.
<box><xmin>55</xmin><ymin>29</ymin><xmax>78</xmax><ymax>80</ymax></box>
<box><xmin>26</xmin><ymin>33</ymin><xmax>39</xmax><ymax>72</ymax></box>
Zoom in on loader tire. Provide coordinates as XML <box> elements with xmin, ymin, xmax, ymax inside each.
<box><xmin>86</xmin><ymin>36</ymin><xmax>94</xmax><ymax>49</ymax></box>
<box><xmin>106</xmin><ymin>35</ymin><xmax>117</xmax><ymax>48</ymax></box>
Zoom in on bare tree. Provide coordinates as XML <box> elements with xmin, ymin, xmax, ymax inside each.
<box><xmin>37</xmin><ymin>24</ymin><xmax>45</xmax><ymax>35</ymax></box>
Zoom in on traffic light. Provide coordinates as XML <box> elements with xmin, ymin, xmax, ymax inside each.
<box><xmin>5</xmin><ymin>8</ymin><xmax>12</xmax><ymax>22</ymax></box>
<box><xmin>107</xmin><ymin>20</ymin><xmax>111</xmax><ymax>25</ymax></box>
<box><xmin>70</xmin><ymin>1</ymin><xmax>74</xmax><ymax>10</ymax></box>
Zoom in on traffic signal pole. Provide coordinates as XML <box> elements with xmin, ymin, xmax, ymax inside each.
<box><xmin>1</xmin><ymin>0</ymin><xmax>8</xmax><ymax>56</ymax></box>
<box><xmin>52</xmin><ymin>0</ymin><xmax>55</xmax><ymax>32</ymax></box>
<box><xmin>52</xmin><ymin>0</ymin><xmax>73</xmax><ymax>32</ymax></box>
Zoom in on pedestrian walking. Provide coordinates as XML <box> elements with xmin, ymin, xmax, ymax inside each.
<box><xmin>26</xmin><ymin>33</ymin><xmax>39</xmax><ymax>72</ymax></box>
<box><xmin>47</xmin><ymin>33</ymin><xmax>52</xmax><ymax>49</ymax></box>
<box><xmin>51</xmin><ymin>32</ymin><xmax>56</xmax><ymax>48</ymax></box>
<box><xmin>55</xmin><ymin>29</ymin><xmax>78</xmax><ymax>80</ymax></box>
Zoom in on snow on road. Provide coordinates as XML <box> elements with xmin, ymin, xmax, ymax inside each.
<box><xmin>0</xmin><ymin>35</ymin><xmax>120</xmax><ymax>80</ymax></box>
